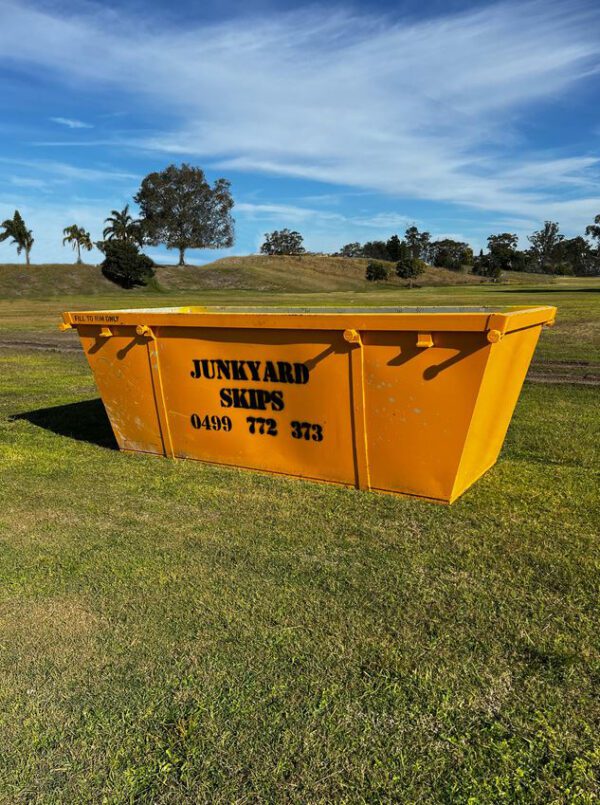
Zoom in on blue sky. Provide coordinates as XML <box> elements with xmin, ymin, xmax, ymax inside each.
<box><xmin>0</xmin><ymin>0</ymin><xmax>599</xmax><ymax>264</ymax></box>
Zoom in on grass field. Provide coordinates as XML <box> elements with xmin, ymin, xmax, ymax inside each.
<box><xmin>0</xmin><ymin>263</ymin><xmax>598</xmax><ymax>802</ymax></box>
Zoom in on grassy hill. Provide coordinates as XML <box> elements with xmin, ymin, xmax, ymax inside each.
<box><xmin>158</xmin><ymin>255</ymin><xmax>488</xmax><ymax>292</ymax></box>
<box><xmin>0</xmin><ymin>254</ymin><xmax>495</xmax><ymax>297</ymax></box>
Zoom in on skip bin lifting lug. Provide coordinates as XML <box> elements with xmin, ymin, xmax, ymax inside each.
<box><xmin>99</xmin><ymin>326</ymin><xmax>113</xmax><ymax>338</ymax></box>
<box><xmin>343</xmin><ymin>329</ymin><xmax>362</xmax><ymax>345</ymax></box>
<box><xmin>487</xmin><ymin>329</ymin><xmax>503</xmax><ymax>344</ymax></box>
<box><xmin>58</xmin><ymin>322</ymin><xmax>72</xmax><ymax>332</ymax></box>
<box><xmin>416</xmin><ymin>333</ymin><xmax>433</xmax><ymax>348</ymax></box>
<box><xmin>136</xmin><ymin>324</ymin><xmax>154</xmax><ymax>339</ymax></box>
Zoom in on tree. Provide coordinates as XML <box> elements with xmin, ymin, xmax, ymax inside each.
<box><xmin>585</xmin><ymin>213</ymin><xmax>600</xmax><ymax>245</ymax></box>
<box><xmin>62</xmin><ymin>225</ymin><xmax>93</xmax><ymax>264</ymax></box>
<box><xmin>405</xmin><ymin>226</ymin><xmax>431</xmax><ymax>261</ymax></box>
<box><xmin>338</xmin><ymin>242</ymin><xmax>363</xmax><ymax>258</ymax></box>
<box><xmin>260</xmin><ymin>229</ymin><xmax>305</xmax><ymax>256</ymax></box>
<box><xmin>365</xmin><ymin>261</ymin><xmax>389</xmax><ymax>281</ymax></box>
<box><xmin>0</xmin><ymin>210</ymin><xmax>33</xmax><ymax>265</ymax></box>
<box><xmin>395</xmin><ymin>254</ymin><xmax>425</xmax><ymax>287</ymax></box>
<box><xmin>584</xmin><ymin>214</ymin><xmax>600</xmax><ymax>276</ymax></box>
<box><xmin>100</xmin><ymin>241</ymin><xmax>155</xmax><ymax>289</ymax></box>
<box><xmin>386</xmin><ymin>234</ymin><xmax>402</xmax><ymax>262</ymax></box>
<box><xmin>362</xmin><ymin>241</ymin><xmax>389</xmax><ymax>261</ymax></box>
<box><xmin>510</xmin><ymin>249</ymin><xmax>532</xmax><ymax>272</ymax></box>
<box><xmin>430</xmin><ymin>239</ymin><xmax>473</xmax><ymax>271</ymax></box>
<box><xmin>528</xmin><ymin>221</ymin><xmax>564</xmax><ymax>272</ymax></box>
<box><xmin>102</xmin><ymin>205</ymin><xmax>143</xmax><ymax>246</ymax></box>
<box><xmin>397</xmin><ymin>239</ymin><xmax>412</xmax><ymax>263</ymax></box>
<box><xmin>487</xmin><ymin>233</ymin><xmax>518</xmax><ymax>271</ymax></box>
<box><xmin>472</xmin><ymin>251</ymin><xmax>502</xmax><ymax>281</ymax></box>
<box><xmin>135</xmin><ymin>164</ymin><xmax>234</xmax><ymax>266</ymax></box>
<box><xmin>553</xmin><ymin>237</ymin><xmax>595</xmax><ymax>276</ymax></box>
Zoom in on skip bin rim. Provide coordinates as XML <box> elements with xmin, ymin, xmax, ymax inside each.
<box><xmin>63</xmin><ymin>304</ymin><xmax>556</xmax><ymax>335</ymax></box>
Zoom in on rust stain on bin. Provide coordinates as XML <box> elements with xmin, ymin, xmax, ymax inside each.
<box><xmin>60</xmin><ymin>305</ymin><xmax>556</xmax><ymax>503</ymax></box>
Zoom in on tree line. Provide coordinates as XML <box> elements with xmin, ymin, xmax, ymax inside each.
<box><xmin>337</xmin><ymin>220</ymin><xmax>600</xmax><ymax>278</ymax></box>
<box><xmin>254</xmin><ymin>219</ymin><xmax>600</xmax><ymax>279</ymax></box>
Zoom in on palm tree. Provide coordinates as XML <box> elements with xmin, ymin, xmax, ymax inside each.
<box><xmin>0</xmin><ymin>210</ymin><xmax>34</xmax><ymax>265</ymax></box>
<box><xmin>62</xmin><ymin>225</ymin><xmax>93</xmax><ymax>264</ymax></box>
<box><xmin>103</xmin><ymin>204</ymin><xmax>142</xmax><ymax>244</ymax></box>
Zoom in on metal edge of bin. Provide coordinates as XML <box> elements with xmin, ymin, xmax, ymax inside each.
<box><xmin>61</xmin><ymin>305</ymin><xmax>557</xmax><ymax>335</ymax></box>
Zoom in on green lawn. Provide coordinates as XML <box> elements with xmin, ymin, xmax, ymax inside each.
<box><xmin>0</xmin><ymin>277</ymin><xmax>599</xmax><ymax>802</ymax></box>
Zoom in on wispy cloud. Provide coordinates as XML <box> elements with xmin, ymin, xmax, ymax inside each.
<box><xmin>8</xmin><ymin>176</ymin><xmax>49</xmax><ymax>189</ymax></box>
<box><xmin>236</xmin><ymin>202</ymin><xmax>344</xmax><ymax>223</ymax></box>
<box><xmin>237</xmin><ymin>202</ymin><xmax>411</xmax><ymax>231</ymax></box>
<box><xmin>0</xmin><ymin>0</ymin><xmax>599</xmax><ymax>233</ymax></box>
<box><xmin>50</xmin><ymin>116</ymin><xmax>93</xmax><ymax>129</ymax></box>
<box><xmin>0</xmin><ymin>156</ymin><xmax>137</xmax><ymax>182</ymax></box>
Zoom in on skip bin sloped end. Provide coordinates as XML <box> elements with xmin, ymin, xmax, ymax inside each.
<box><xmin>75</xmin><ymin>325</ymin><xmax>166</xmax><ymax>456</ymax></box>
<box><xmin>363</xmin><ymin>328</ymin><xmax>497</xmax><ymax>504</ymax></box>
<box><xmin>449</xmin><ymin>323</ymin><xmax>543</xmax><ymax>502</ymax></box>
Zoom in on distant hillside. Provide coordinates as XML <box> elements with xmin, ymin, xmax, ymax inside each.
<box><xmin>158</xmin><ymin>255</ymin><xmax>486</xmax><ymax>292</ymax></box>
<box><xmin>0</xmin><ymin>255</ymin><xmax>483</xmax><ymax>298</ymax></box>
<box><xmin>0</xmin><ymin>254</ymin><xmax>550</xmax><ymax>298</ymax></box>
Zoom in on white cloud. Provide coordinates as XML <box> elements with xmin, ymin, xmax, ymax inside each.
<box><xmin>349</xmin><ymin>213</ymin><xmax>413</xmax><ymax>230</ymax></box>
<box><xmin>8</xmin><ymin>176</ymin><xmax>49</xmax><ymax>189</ymax></box>
<box><xmin>0</xmin><ymin>0</ymin><xmax>599</xmax><ymax>236</ymax></box>
<box><xmin>236</xmin><ymin>202</ymin><xmax>412</xmax><ymax>231</ymax></box>
<box><xmin>0</xmin><ymin>156</ymin><xmax>137</xmax><ymax>182</ymax></box>
<box><xmin>236</xmin><ymin>202</ymin><xmax>343</xmax><ymax>222</ymax></box>
<box><xmin>50</xmin><ymin>116</ymin><xmax>93</xmax><ymax>129</ymax></box>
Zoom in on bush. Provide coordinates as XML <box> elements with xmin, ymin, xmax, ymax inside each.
<box><xmin>365</xmin><ymin>261</ymin><xmax>389</xmax><ymax>281</ymax></box>
<box><xmin>100</xmin><ymin>241</ymin><xmax>155</xmax><ymax>289</ymax></box>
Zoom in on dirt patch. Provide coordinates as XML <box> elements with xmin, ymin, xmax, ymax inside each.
<box><xmin>526</xmin><ymin>374</ymin><xmax>600</xmax><ymax>386</ymax></box>
<box><xmin>526</xmin><ymin>360</ymin><xmax>600</xmax><ymax>386</ymax></box>
<box><xmin>0</xmin><ymin>338</ymin><xmax>81</xmax><ymax>352</ymax></box>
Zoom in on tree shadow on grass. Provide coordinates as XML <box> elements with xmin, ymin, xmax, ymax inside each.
<box><xmin>12</xmin><ymin>399</ymin><xmax>118</xmax><ymax>449</ymax></box>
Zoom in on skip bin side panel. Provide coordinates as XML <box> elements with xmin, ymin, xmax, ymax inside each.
<box><xmin>155</xmin><ymin>327</ymin><xmax>357</xmax><ymax>485</ymax></box>
<box><xmin>363</xmin><ymin>330</ymin><xmax>491</xmax><ymax>501</ymax></box>
<box><xmin>76</xmin><ymin>326</ymin><xmax>165</xmax><ymax>454</ymax></box>
<box><xmin>451</xmin><ymin>324</ymin><xmax>542</xmax><ymax>501</ymax></box>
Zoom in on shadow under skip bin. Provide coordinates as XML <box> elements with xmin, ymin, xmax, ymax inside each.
<box><xmin>12</xmin><ymin>399</ymin><xmax>118</xmax><ymax>450</ymax></box>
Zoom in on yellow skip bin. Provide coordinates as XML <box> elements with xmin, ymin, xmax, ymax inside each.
<box><xmin>60</xmin><ymin>304</ymin><xmax>556</xmax><ymax>503</ymax></box>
